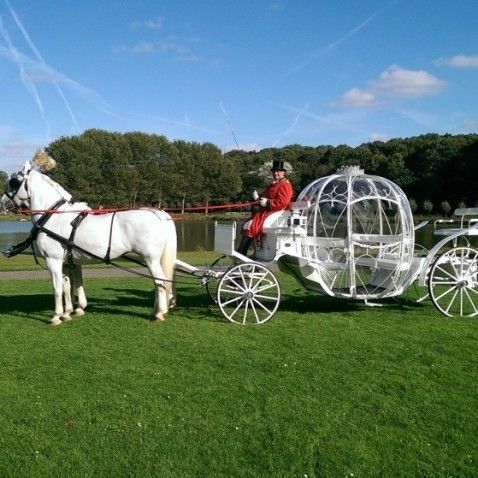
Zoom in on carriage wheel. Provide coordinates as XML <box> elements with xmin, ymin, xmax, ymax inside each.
<box><xmin>217</xmin><ymin>262</ymin><xmax>281</xmax><ymax>324</ymax></box>
<box><xmin>205</xmin><ymin>255</ymin><xmax>236</xmax><ymax>303</ymax></box>
<box><xmin>428</xmin><ymin>246</ymin><xmax>478</xmax><ymax>317</ymax></box>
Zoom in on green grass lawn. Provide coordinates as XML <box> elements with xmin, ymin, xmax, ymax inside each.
<box><xmin>0</xmin><ymin>258</ymin><xmax>476</xmax><ymax>477</ymax></box>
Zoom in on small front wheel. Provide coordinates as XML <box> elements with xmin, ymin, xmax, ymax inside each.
<box><xmin>217</xmin><ymin>262</ymin><xmax>281</xmax><ymax>324</ymax></box>
<box><xmin>428</xmin><ymin>246</ymin><xmax>478</xmax><ymax>317</ymax></box>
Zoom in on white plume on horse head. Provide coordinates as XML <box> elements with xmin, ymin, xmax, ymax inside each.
<box><xmin>21</xmin><ymin>160</ymin><xmax>32</xmax><ymax>176</ymax></box>
<box><xmin>31</xmin><ymin>149</ymin><xmax>57</xmax><ymax>172</ymax></box>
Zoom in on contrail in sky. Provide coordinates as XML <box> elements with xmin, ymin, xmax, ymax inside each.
<box><xmin>287</xmin><ymin>0</ymin><xmax>399</xmax><ymax>74</ymax></box>
<box><xmin>0</xmin><ymin>13</ymin><xmax>50</xmax><ymax>137</ymax></box>
<box><xmin>129</xmin><ymin>112</ymin><xmax>222</xmax><ymax>136</ymax></box>
<box><xmin>5</xmin><ymin>0</ymin><xmax>79</xmax><ymax>129</ymax></box>
<box><xmin>272</xmin><ymin>102</ymin><xmax>310</xmax><ymax>146</ymax></box>
<box><xmin>218</xmin><ymin>100</ymin><xmax>240</xmax><ymax>150</ymax></box>
<box><xmin>274</xmin><ymin>101</ymin><xmax>372</xmax><ymax>137</ymax></box>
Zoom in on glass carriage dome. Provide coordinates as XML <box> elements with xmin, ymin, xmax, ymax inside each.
<box><xmin>293</xmin><ymin>166</ymin><xmax>415</xmax><ymax>299</ymax></box>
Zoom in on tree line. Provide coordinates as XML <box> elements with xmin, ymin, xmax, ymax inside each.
<box><xmin>2</xmin><ymin>129</ymin><xmax>477</xmax><ymax>213</ymax></box>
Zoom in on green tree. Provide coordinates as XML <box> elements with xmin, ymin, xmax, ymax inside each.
<box><xmin>440</xmin><ymin>200</ymin><xmax>451</xmax><ymax>217</ymax></box>
<box><xmin>422</xmin><ymin>199</ymin><xmax>433</xmax><ymax>215</ymax></box>
<box><xmin>0</xmin><ymin>170</ymin><xmax>8</xmax><ymax>188</ymax></box>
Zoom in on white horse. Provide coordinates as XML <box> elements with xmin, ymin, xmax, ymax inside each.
<box><xmin>1</xmin><ymin>161</ymin><xmax>177</xmax><ymax>325</ymax></box>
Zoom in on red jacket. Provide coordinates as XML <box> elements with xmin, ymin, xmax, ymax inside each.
<box><xmin>245</xmin><ymin>178</ymin><xmax>293</xmax><ymax>238</ymax></box>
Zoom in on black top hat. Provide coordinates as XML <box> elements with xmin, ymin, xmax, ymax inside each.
<box><xmin>271</xmin><ymin>160</ymin><xmax>286</xmax><ymax>172</ymax></box>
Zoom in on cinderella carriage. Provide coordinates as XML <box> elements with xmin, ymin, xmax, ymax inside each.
<box><xmin>203</xmin><ymin>166</ymin><xmax>478</xmax><ymax>323</ymax></box>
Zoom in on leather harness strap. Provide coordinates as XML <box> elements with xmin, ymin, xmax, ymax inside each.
<box><xmin>2</xmin><ymin>199</ymin><xmax>67</xmax><ymax>258</ymax></box>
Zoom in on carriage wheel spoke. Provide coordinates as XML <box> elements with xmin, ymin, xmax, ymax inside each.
<box><xmin>435</xmin><ymin>284</ymin><xmax>458</xmax><ymax>303</ymax></box>
<box><xmin>436</xmin><ymin>288</ymin><xmax>457</xmax><ymax>316</ymax></box>
<box><xmin>463</xmin><ymin>287</ymin><xmax>478</xmax><ymax>316</ymax></box>
<box><xmin>242</xmin><ymin>299</ymin><xmax>250</xmax><ymax>325</ymax></box>
<box><xmin>227</xmin><ymin>298</ymin><xmax>246</xmax><ymax>320</ymax></box>
<box><xmin>254</xmin><ymin>282</ymin><xmax>278</xmax><ymax>294</ymax></box>
<box><xmin>435</xmin><ymin>264</ymin><xmax>459</xmax><ymax>282</ymax></box>
<box><xmin>221</xmin><ymin>287</ymin><xmax>246</xmax><ymax>296</ymax></box>
<box><xmin>251</xmin><ymin>298</ymin><xmax>273</xmax><ymax>317</ymax></box>
<box><xmin>254</xmin><ymin>293</ymin><xmax>279</xmax><ymax>301</ymax></box>
<box><xmin>249</xmin><ymin>300</ymin><xmax>261</xmax><ymax>324</ymax></box>
<box><xmin>228</xmin><ymin>276</ymin><xmax>246</xmax><ymax>292</ymax></box>
<box><xmin>222</xmin><ymin>295</ymin><xmax>245</xmax><ymax>307</ymax></box>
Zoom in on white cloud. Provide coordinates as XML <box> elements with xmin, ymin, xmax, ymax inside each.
<box><xmin>340</xmin><ymin>88</ymin><xmax>376</xmax><ymax>107</ymax></box>
<box><xmin>225</xmin><ymin>143</ymin><xmax>260</xmax><ymax>152</ymax></box>
<box><xmin>338</xmin><ymin>65</ymin><xmax>446</xmax><ymax>108</ymax></box>
<box><xmin>373</xmin><ymin>65</ymin><xmax>446</xmax><ymax>97</ymax></box>
<box><xmin>132</xmin><ymin>17</ymin><xmax>163</xmax><ymax>30</ymax></box>
<box><xmin>113</xmin><ymin>42</ymin><xmax>156</xmax><ymax>54</ymax></box>
<box><xmin>369</xmin><ymin>133</ymin><xmax>389</xmax><ymax>142</ymax></box>
<box><xmin>436</xmin><ymin>54</ymin><xmax>478</xmax><ymax>69</ymax></box>
<box><xmin>113</xmin><ymin>39</ymin><xmax>200</xmax><ymax>62</ymax></box>
<box><xmin>0</xmin><ymin>137</ymin><xmax>43</xmax><ymax>174</ymax></box>
<box><xmin>463</xmin><ymin>119</ymin><xmax>478</xmax><ymax>130</ymax></box>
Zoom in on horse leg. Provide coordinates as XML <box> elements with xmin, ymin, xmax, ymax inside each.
<box><xmin>61</xmin><ymin>273</ymin><xmax>73</xmax><ymax>321</ymax></box>
<box><xmin>161</xmin><ymin>237</ymin><xmax>177</xmax><ymax>310</ymax></box>
<box><xmin>146</xmin><ymin>258</ymin><xmax>167</xmax><ymax>321</ymax></box>
<box><xmin>70</xmin><ymin>264</ymin><xmax>87</xmax><ymax>316</ymax></box>
<box><xmin>46</xmin><ymin>258</ymin><xmax>70</xmax><ymax>325</ymax></box>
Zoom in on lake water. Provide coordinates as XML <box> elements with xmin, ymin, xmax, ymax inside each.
<box><xmin>0</xmin><ymin>219</ymin><xmax>470</xmax><ymax>253</ymax></box>
<box><xmin>0</xmin><ymin>219</ymin><xmax>225</xmax><ymax>252</ymax></box>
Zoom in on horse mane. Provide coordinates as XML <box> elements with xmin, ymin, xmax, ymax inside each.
<box><xmin>32</xmin><ymin>170</ymin><xmax>73</xmax><ymax>202</ymax></box>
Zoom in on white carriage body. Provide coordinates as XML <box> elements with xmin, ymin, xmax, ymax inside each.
<box><xmin>236</xmin><ymin>167</ymin><xmax>420</xmax><ymax>300</ymax></box>
<box><xmin>211</xmin><ymin>167</ymin><xmax>478</xmax><ymax>321</ymax></box>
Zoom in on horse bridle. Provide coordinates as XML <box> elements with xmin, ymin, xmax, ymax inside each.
<box><xmin>3</xmin><ymin>172</ymin><xmax>29</xmax><ymax>210</ymax></box>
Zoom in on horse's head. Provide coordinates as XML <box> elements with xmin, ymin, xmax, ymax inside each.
<box><xmin>1</xmin><ymin>155</ymin><xmax>74</xmax><ymax>212</ymax></box>
<box><xmin>1</xmin><ymin>162</ymin><xmax>33</xmax><ymax>211</ymax></box>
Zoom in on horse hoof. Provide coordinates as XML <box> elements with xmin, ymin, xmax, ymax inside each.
<box><xmin>51</xmin><ymin>317</ymin><xmax>62</xmax><ymax>326</ymax></box>
<box><xmin>62</xmin><ymin>315</ymin><xmax>72</xmax><ymax>322</ymax></box>
<box><xmin>169</xmin><ymin>298</ymin><xmax>177</xmax><ymax>309</ymax></box>
<box><xmin>151</xmin><ymin>314</ymin><xmax>165</xmax><ymax>322</ymax></box>
<box><xmin>74</xmin><ymin>308</ymin><xmax>85</xmax><ymax>317</ymax></box>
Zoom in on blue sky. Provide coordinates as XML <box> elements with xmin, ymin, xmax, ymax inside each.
<box><xmin>0</xmin><ymin>0</ymin><xmax>477</xmax><ymax>173</ymax></box>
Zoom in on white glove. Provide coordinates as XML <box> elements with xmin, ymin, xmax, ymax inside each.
<box><xmin>252</xmin><ymin>190</ymin><xmax>259</xmax><ymax>201</ymax></box>
<box><xmin>260</xmin><ymin>197</ymin><xmax>268</xmax><ymax>207</ymax></box>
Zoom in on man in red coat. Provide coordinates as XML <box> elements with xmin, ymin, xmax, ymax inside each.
<box><xmin>237</xmin><ymin>160</ymin><xmax>293</xmax><ymax>255</ymax></box>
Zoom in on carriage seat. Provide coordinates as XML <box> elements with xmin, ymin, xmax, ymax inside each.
<box><xmin>261</xmin><ymin>201</ymin><xmax>310</xmax><ymax>234</ymax></box>
<box><xmin>434</xmin><ymin>207</ymin><xmax>478</xmax><ymax>236</ymax></box>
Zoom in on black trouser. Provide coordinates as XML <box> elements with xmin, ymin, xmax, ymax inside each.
<box><xmin>237</xmin><ymin>236</ymin><xmax>252</xmax><ymax>255</ymax></box>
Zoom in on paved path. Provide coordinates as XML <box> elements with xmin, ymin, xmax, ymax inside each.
<box><xmin>0</xmin><ymin>266</ymin><xmax>150</xmax><ymax>281</ymax></box>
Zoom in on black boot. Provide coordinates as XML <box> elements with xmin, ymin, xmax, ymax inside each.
<box><xmin>237</xmin><ymin>236</ymin><xmax>252</xmax><ymax>256</ymax></box>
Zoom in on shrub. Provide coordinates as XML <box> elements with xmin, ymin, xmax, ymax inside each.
<box><xmin>422</xmin><ymin>199</ymin><xmax>433</xmax><ymax>215</ymax></box>
<box><xmin>440</xmin><ymin>200</ymin><xmax>451</xmax><ymax>217</ymax></box>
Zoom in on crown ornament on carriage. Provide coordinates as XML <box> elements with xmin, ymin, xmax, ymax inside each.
<box><xmin>336</xmin><ymin>165</ymin><xmax>364</xmax><ymax>176</ymax></box>
<box><xmin>31</xmin><ymin>149</ymin><xmax>56</xmax><ymax>172</ymax></box>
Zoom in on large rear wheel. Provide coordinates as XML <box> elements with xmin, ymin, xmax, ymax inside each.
<box><xmin>428</xmin><ymin>246</ymin><xmax>478</xmax><ymax>317</ymax></box>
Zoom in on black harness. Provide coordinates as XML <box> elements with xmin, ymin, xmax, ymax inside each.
<box><xmin>2</xmin><ymin>198</ymin><xmax>67</xmax><ymax>258</ymax></box>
